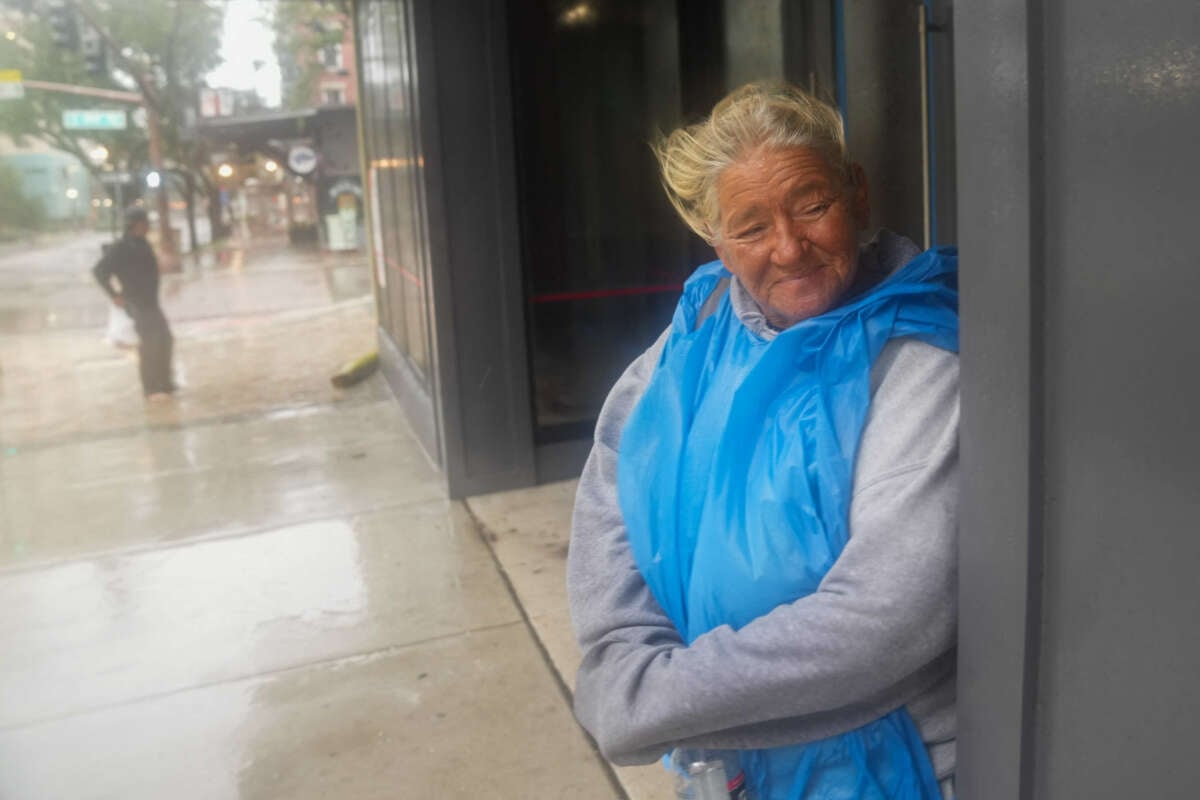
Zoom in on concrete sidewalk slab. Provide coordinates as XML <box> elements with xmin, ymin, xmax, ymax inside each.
<box><xmin>467</xmin><ymin>481</ymin><xmax>676</xmax><ymax>800</ymax></box>
<box><xmin>0</xmin><ymin>501</ymin><xmax>517</xmax><ymax>728</ymax></box>
<box><xmin>0</xmin><ymin>624</ymin><xmax>619</xmax><ymax>800</ymax></box>
<box><xmin>1</xmin><ymin>397</ymin><xmax>440</xmax><ymax>569</ymax></box>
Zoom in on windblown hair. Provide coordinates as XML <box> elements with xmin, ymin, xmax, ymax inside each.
<box><xmin>653</xmin><ymin>82</ymin><xmax>850</xmax><ymax>243</ymax></box>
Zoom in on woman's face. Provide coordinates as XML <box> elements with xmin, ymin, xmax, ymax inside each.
<box><xmin>713</xmin><ymin>145</ymin><xmax>869</xmax><ymax>329</ymax></box>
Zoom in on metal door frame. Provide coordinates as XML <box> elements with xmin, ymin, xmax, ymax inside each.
<box><xmin>954</xmin><ymin>1</ymin><xmax>1045</xmax><ymax>796</ymax></box>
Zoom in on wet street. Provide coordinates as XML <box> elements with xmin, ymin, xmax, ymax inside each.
<box><xmin>0</xmin><ymin>232</ymin><xmax>629</xmax><ymax>798</ymax></box>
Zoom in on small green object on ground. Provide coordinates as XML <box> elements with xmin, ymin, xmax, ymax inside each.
<box><xmin>331</xmin><ymin>351</ymin><xmax>380</xmax><ymax>389</ymax></box>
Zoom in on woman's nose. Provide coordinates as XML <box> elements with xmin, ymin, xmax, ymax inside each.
<box><xmin>770</xmin><ymin>220</ymin><xmax>807</xmax><ymax>266</ymax></box>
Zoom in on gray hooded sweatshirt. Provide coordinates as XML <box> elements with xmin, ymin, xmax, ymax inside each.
<box><xmin>566</xmin><ymin>231</ymin><xmax>958</xmax><ymax>791</ymax></box>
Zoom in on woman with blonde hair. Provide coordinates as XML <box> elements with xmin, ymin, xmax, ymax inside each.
<box><xmin>568</xmin><ymin>82</ymin><xmax>959</xmax><ymax>799</ymax></box>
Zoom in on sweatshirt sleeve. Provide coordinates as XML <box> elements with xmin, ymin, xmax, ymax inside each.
<box><xmin>567</xmin><ymin>336</ymin><xmax>959</xmax><ymax>765</ymax></box>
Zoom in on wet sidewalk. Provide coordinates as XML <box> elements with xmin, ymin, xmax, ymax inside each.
<box><xmin>0</xmin><ymin>234</ymin><xmax>375</xmax><ymax>449</ymax></box>
<box><xmin>0</xmin><ymin>234</ymin><xmax>647</xmax><ymax>798</ymax></box>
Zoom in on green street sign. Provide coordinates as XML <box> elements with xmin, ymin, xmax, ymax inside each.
<box><xmin>62</xmin><ymin>109</ymin><xmax>127</xmax><ymax>130</ymax></box>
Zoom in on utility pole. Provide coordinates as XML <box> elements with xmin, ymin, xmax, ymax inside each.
<box><xmin>142</xmin><ymin>94</ymin><xmax>174</xmax><ymax>268</ymax></box>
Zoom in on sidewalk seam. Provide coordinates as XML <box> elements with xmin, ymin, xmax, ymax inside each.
<box><xmin>0</xmin><ymin>620</ymin><xmax>526</xmax><ymax>734</ymax></box>
<box><xmin>461</xmin><ymin>499</ymin><xmax>631</xmax><ymax>800</ymax></box>
<box><xmin>2</xmin><ymin>396</ymin><xmax>393</xmax><ymax>453</ymax></box>
<box><xmin>0</xmin><ymin>494</ymin><xmax>447</xmax><ymax>577</ymax></box>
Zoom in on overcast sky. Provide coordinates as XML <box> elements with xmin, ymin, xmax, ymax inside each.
<box><xmin>205</xmin><ymin>0</ymin><xmax>282</xmax><ymax>107</ymax></box>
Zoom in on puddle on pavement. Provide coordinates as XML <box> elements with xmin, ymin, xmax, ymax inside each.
<box><xmin>326</xmin><ymin>266</ymin><xmax>373</xmax><ymax>302</ymax></box>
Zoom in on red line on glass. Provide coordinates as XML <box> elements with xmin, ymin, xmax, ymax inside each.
<box><xmin>383</xmin><ymin>257</ymin><xmax>423</xmax><ymax>288</ymax></box>
<box><xmin>531</xmin><ymin>283</ymin><xmax>683</xmax><ymax>304</ymax></box>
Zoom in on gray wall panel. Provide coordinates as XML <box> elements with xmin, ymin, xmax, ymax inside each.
<box><xmin>954</xmin><ymin>2</ymin><xmax>1043</xmax><ymax>798</ymax></box>
<box><xmin>1035</xmin><ymin>2</ymin><xmax>1200</xmax><ymax>797</ymax></box>
<box><xmin>957</xmin><ymin>0</ymin><xmax>1200</xmax><ymax>797</ymax></box>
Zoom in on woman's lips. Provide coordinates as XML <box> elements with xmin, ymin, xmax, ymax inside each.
<box><xmin>774</xmin><ymin>266</ymin><xmax>824</xmax><ymax>284</ymax></box>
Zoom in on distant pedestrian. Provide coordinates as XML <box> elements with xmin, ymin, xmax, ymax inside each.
<box><xmin>93</xmin><ymin>207</ymin><xmax>175</xmax><ymax>401</ymax></box>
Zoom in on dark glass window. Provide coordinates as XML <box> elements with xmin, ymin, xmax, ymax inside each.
<box><xmin>506</xmin><ymin>0</ymin><xmax>949</xmax><ymax>443</ymax></box>
<box><xmin>508</xmin><ymin>0</ymin><xmax>693</xmax><ymax>441</ymax></box>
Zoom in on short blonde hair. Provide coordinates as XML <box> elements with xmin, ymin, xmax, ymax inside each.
<box><xmin>653</xmin><ymin>82</ymin><xmax>850</xmax><ymax>243</ymax></box>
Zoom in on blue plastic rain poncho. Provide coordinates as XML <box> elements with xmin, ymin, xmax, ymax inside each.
<box><xmin>617</xmin><ymin>248</ymin><xmax>959</xmax><ymax>800</ymax></box>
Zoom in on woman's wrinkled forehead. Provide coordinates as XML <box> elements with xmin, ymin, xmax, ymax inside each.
<box><xmin>714</xmin><ymin>146</ymin><xmax>846</xmax><ymax>227</ymax></box>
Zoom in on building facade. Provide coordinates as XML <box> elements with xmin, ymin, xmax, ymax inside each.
<box><xmin>313</xmin><ymin>23</ymin><xmax>359</xmax><ymax>108</ymax></box>
<box><xmin>277</xmin><ymin>2</ymin><xmax>359</xmax><ymax>110</ymax></box>
<box><xmin>194</xmin><ymin>105</ymin><xmax>363</xmax><ymax>251</ymax></box>
<box><xmin>0</xmin><ymin>138</ymin><xmax>93</xmax><ymax>223</ymax></box>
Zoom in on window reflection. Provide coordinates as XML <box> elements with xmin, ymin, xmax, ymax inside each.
<box><xmin>357</xmin><ymin>0</ymin><xmax>432</xmax><ymax>384</ymax></box>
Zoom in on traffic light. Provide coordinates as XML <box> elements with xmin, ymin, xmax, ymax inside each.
<box><xmin>79</xmin><ymin>24</ymin><xmax>106</xmax><ymax>74</ymax></box>
<box><xmin>46</xmin><ymin>0</ymin><xmax>78</xmax><ymax>50</ymax></box>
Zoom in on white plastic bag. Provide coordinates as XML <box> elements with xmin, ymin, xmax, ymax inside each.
<box><xmin>105</xmin><ymin>302</ymin><xmax>138</xmax><ymax>348</ymax></box>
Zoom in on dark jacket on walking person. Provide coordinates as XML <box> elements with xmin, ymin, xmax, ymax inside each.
<box><xmin>93</xmin><ymin>208</ymin><xmax>175</xmax><ymax>399</ymax></box>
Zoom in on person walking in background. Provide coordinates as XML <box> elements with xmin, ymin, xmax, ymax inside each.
<box><xmin>93</xmin><ymin>207</ymin><xmax>176</xmax><ymax>402</ymax></box>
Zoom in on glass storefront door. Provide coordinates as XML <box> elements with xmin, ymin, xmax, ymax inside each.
<box><xmin>508</xmin><ymin>0</ymin><xmax>694</xmax><ymax>442</ymax></box>
<box><xmin>507</xmin><ymin>0</ymin><xmax>954</xmax><ymax>446</ymax></box>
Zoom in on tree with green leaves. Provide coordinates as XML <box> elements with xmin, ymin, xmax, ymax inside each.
<box><xmin>0</xmin><ymin>4</ymin><xmax>142</xmax><ymax>183</ymax></box>
<box><xmin>100</xmin><ymin>0</ymin><xmax>228</xmax><ymax>244</ymax></box>
<box><xmin>0</xmin><ymin>0</ymin><xmax>227</xmax><ymax>244</ymax></box>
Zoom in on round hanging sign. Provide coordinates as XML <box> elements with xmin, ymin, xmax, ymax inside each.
<box><xmin>287</xmin><ymin>145</ymin><xmax>318</xmax><ymax>175</ymax></box>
